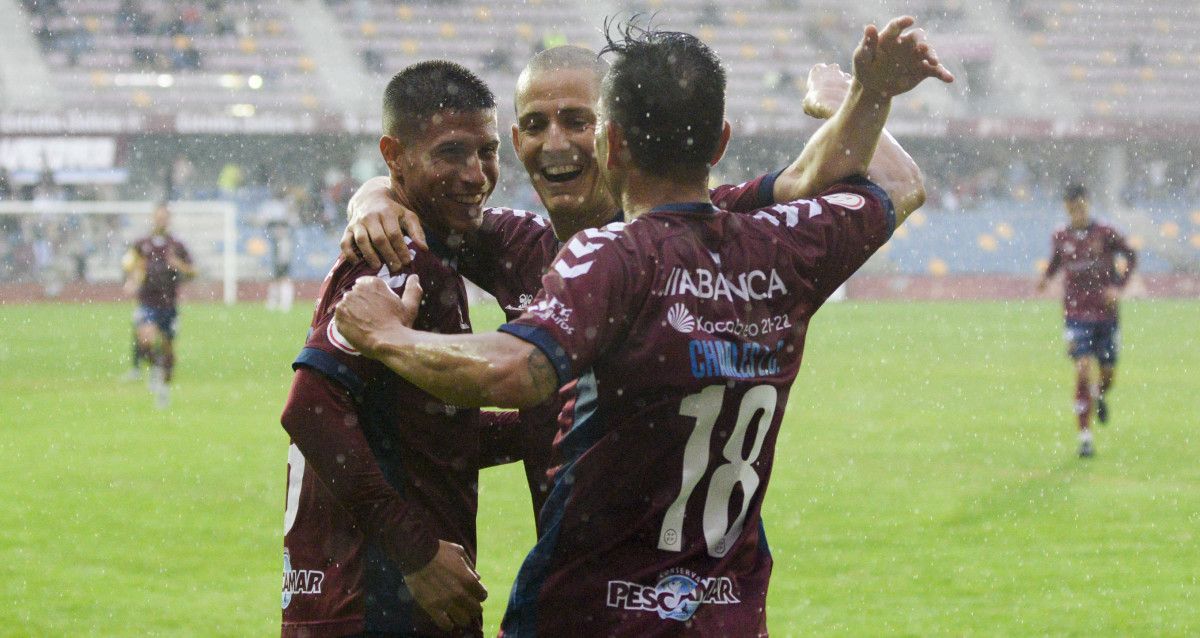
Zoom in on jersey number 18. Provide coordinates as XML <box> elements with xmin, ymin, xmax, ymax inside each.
<box><xmin>658</xmin><ymin>384</ymin><xmax>777</xmax><ymax>558</ymax></box>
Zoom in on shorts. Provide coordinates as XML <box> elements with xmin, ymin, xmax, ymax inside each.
<box><xmin>134</xmin><ymin>305</ymin><xmax>179</xmax><ymax>340</ymax></box>
<box><xmin>1064</xmin><ymin>318</ymin><xmax>1118</xmax><ymax>365</ymax></box>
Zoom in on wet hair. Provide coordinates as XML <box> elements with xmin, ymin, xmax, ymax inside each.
<box><xmin>599</xmin><ymin>19</ymin><xmax>726</xmax><ymax>178</ymax></box>
<box><xmin>1063</xmin><ymin>183</ymin><xmax>1088</xmax><ymax>201</ymax></box>
<box><xmin>383</xmin><ymin>60</ymin><xmax>495</xmax><ymax>137</ymax></box>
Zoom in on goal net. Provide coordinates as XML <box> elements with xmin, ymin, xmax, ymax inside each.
<box><xmin>0</xmin><ymin>200</ymin><xmax>239</xmax><ymax>304</ymax></box>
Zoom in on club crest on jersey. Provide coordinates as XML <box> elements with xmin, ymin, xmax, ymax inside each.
<box><xmin>505</xmin><ymin>293</ymin><xmax>535</xmax><ymax>313</ymax></box>
<box><xmin>821</xmin><ymin>192</ymin><xmax>866</xmax><ymax>210</ymax></box>
<box><xmin>606</xmin><ymin>568</ymin><xmax>740</xmax><ymax>621</ymax></box>
<box><xmin>659</xmin><ymin>267</ymin><xmax>787</xmax><ymax>301</ymax></box>
<box><xmin>281</xmin><ymin>549</ymin><xmax>325</xmax><ymax>609</ymax></box>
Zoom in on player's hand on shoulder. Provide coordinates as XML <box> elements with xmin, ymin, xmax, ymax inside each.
<box><xmin>852</xmin><ymin>16</ymin><xmax>954</xmax><ymax>99</ymax></box>
<box><xmin>403</xmin><ymin>540</ymin><xmax>488</xmax><ymax>631</ymax></box>
<box><xmin>340</xmin><ymin>175</ymin><xmax>425</xmax><ymax>273</ymax></box>
<box><xmin>803</xmin><ymin>63</ymin><xmax>853</xmax><ymax>120</ymax></box>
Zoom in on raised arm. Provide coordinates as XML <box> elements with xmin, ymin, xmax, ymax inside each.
<box><xmin>799</xmin><ymin>63</ymin><xmax>931</xmax><ymax>222</ymax></box>
<box><xmin>333</xmin><ymin>275</ymin><xmax>557</xmax><ymax>409</ymax></box>
<box><xmin>772</xmin><ymin>16</ymin><xmax>952</xmax><ymax>221</ymax></box>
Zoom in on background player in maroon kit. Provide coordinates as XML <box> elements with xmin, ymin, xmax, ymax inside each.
<box><xmin>278</xmin><ymin>61</ymin><xmax>493</xmax><ymax>636</ymax></box>
<box><xmin>1037</xmin><ymin>184</ymin><xmax>1137</xmax><ymax>457</ymax></box>
<box><xmin>333</xmin><ymin>17</ymin><xmax>951</xmax><ymax>635</ymax></box>
<box><xmin>340</xmin><ymin>44</ymin><xmax>928</xmax><ymax>529</ymax></box>
<box><xmin>121</xmin><ymin>203</ymin><xmax>194</xmax><ymax>408</ymax></box>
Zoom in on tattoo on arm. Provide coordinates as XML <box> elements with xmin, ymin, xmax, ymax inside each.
<box><xmin>526</xmin><ymin>349</ymin><xmax>559</xmax><ymax>402</ymax></box>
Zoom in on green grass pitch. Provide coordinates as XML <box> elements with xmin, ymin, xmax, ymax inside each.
<box><xmin>1</xmin><ymin>299</ymin><xmax>1197</xmax><ymax>636</ymax></box>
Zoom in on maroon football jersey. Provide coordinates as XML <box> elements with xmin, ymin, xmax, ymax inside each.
<box><xmin>496</xmin><ymin>178</ymin><xmax>893</xmax><ymax>635</ymax></box>
<box><xmin>281</xmin><ymin>234</ymin><xmax>482</xmax><ymax>637</ymax></box>
<box><xmin>130</xmin><ymin>234</ymin><xmax>191</xmax><ymax>308</ymax></box>
<box><xmin>1045</xmin><ymin>222</ymin><xmax>1137</xmax><ymax>321</ymax></box>
<box><xmin>459</xmin><ymin>173</ymin><xmax>784</xmax><ymax>528</ymax></box>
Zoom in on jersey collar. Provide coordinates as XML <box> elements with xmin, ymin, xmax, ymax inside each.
<box><xmin>422</xmin><ymin>225</ymin><xmax>465</xmax><ymax>267</ymax></box>
<box><xmin>649</xmin><ymin>202</ymin><xmax>717</xmax><ymax>215</ymax></box>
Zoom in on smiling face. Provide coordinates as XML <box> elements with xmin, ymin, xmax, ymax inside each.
<box><xmin>388</xmin><ymin>108</ymin><xmax>500</xmax><ymax>237</ymax></box>
<box><xmin>513</xmin><ymin>66</ymin><xmax>616</xmax><ymax>235</ymax></box>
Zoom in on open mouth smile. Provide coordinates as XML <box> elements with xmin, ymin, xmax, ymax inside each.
<box><xmin>540</xmin><ymin>164</ymin><xmax>584</xmax><ymax>184</ymax></box>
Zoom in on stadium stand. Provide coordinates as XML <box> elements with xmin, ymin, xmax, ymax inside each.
<box><xmin>1008</xmin><ymin>0</ymin><xmax>1200</xmax><ymax>119</ymax></box>
<box><xmin>1</xmin><ymin>0</ymin><xmax>1197</xmax><ymax>295</ymax></box>
<box><xmin>24</xmin><ymin>0</ymin><xmax>329</xmax><ymax>116</ymax></box>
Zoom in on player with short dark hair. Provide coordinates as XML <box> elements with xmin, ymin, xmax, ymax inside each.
<box><xmin>278</xmin><ymin>60</ymin><xmax>496</xmax><ymax>636</ymax></box>
<box><xmin>122</xmin><ymin>203</ymin><xmax>194</xmax><ymax>408</ymax></box>
<box><xmin>1037</xmin><ymin>183</ymin><xmax>1137</xmax><ymax>457</ymax></box>
<box><xmin>332</xmin><ymin>17</ymin><xmax>951</xmax><ymax>634</ymax></box>
<box><xmin>341</xmin><ymin>40</ymin><xmax>941</xmax><ymax>529</ymax></box>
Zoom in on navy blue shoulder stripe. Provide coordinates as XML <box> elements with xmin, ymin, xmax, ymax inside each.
<box><xmin>757</xmin><ymin>168</ymin><xmax>783</xmax><ymax>208</ymax></box>
<box><xmin>293</xmin><ymin>347</ymin><xmax>365</xmax><ymax>398</ymax></box>
<box><xmin>497</xmin><ymin>323</ymin><xmax>573</xmax><ymax>388</ymax></box>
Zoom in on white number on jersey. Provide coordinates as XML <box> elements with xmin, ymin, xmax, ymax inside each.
<box><xmin>283</xmin><ymin>443</ymin><xmax>305</xmax><ymax>535</ymax></box>
<box><xmin>658</xmin><ymin>384</ymin><xmax>778</xmax><ymax>557</ymax></box>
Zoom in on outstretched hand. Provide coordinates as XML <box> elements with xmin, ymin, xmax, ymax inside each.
<box><xmin>404</xmin><ymin>540</ymin><xmax>488</xmax><ymax>631</ymax></box>
<box><xmin>852</xmin><ymin>16</ymin><xmax>955</xmax><ymax>99</ymax></box>
<box><xmin>333</xmin><ymin>275</ymin><xmax>424</xmax><ymax>357</ymax></box>
<box><xmin>339</xmin><ymin>177</ymin><xmax>427</xmax><ymax>273</ymax></box>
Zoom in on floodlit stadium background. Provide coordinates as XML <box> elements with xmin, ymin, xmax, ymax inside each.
<box><xmin>1</xmin><ymin>0</ymin><xmax>1197</xmax><ymax>635</ymax></box>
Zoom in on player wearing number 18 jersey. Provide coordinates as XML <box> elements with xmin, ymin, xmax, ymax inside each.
<box><xmin>330</xmin><ymin>18</ymin><xmax>951</xmax><ymax>635</ymax></box>
<box><xmin>492</xmin><ymin>176</ymin><xmax>895</xmax><ymax>633</ymax></box>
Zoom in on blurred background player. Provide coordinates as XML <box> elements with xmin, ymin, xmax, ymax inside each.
<box><xmin>121</xmin><ymin>203</ymin><xmax>194</xmax><ymax>408</ymax></box>
<box><xmin>258</xmin><ymin>188</ymin><xmax>297</xmax><ymax>313</ymax></box>
<box><xmin>1037</xmin><ymin>184</ymin><xmax>1138</xmax><ymax>457</ymax></box>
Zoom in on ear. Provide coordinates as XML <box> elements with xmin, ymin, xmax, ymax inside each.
<box><xmin>708</xmin><ymin>120</ymin><xmax>732</xmax><ymax>167</ymax></box>
<box><xmin>510</xmin><ymin>122</ymin><xmax>521</xmax><ymax>161</ymax></box>
<box><xmin>604</xmin><ymin>120</ymin><xmax>626</xmax><ymax>170</ymax></box>
<box><xmin>379</xmin><ymin>135</ymin><xmax>404</xmax><ymax>181</ymax></box>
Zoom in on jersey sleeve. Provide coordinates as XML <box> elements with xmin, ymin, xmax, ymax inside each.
<box><xmin>173</xmin><ymin>238</ymin><xmax>193</xmax><ymax>265</ymax></box>
<box><xmin>293</xmin><ymin>264</ymin><xmax>399</xmax><ymax>395</ymax></box>
<box><xmin>1106</xmin><ymin>227</ymin><xmax>1137</xmax><ymax>286</ymax></box>
<box><xmin>478</xmin><ymin>409</ymin><xmax>524</xmax><ymax>468</ymax></box>
<box><xmin>280</xmin><ymin>368</ymin><xmax>439</xmax><ymax>573</ymax></box>
<box><xmin>709</xmin><ymin>170</ymin><xmax>782</xmax><ymax>213</ymax></box>
<box><xmin>497</xmin><ymin>223</ymin><xmax>634</xmax><ymax>386</ymax></box>
<box><xmin>1045</xmin><ymin>233</ymin><xmax>1063</xmax><ymax>279</ymax></box>
<box><xmin>461</xmin><ymin>208</ymin><xmax>557</xmax><ymax>296</ymax></box>
<box><xmin>752</xmin><ymin>176</ymin><xmax>895</xmax><ymax>302</ymax></box>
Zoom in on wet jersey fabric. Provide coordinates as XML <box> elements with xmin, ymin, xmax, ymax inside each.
<box><xmin>459</xmin><ymin>173</ymin><xmax>783</xmax><ymax>529</ymax></box>
<box><xmin>131</xmin><ymin>234</ymin><xmax>191</xmax><ymax>308</ymax></box>
<box><xmin>281</xmin><ymin>232</ymin><xmax>482</xmax><ymax>637</ymax></box>
<box><xmin>1045</xmin><ymin>222</ymin><xmax>1137</xmax><ymax>322</ymax></box>
<box><xmin>496</xmin><ymin>177</ymin><xmax>893</xmax><ymax>636</ymax></box>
